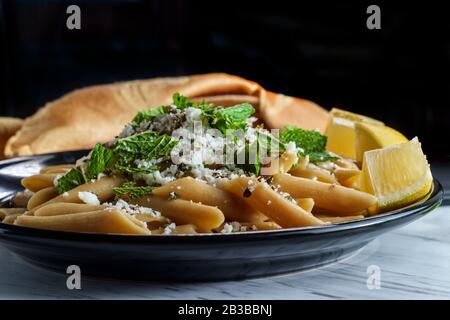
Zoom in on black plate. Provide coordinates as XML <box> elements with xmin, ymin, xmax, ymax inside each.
<box><xmin>0</xmin><ymin>151</ymin><xmax>444</xmax><ymax>281</ymax></box>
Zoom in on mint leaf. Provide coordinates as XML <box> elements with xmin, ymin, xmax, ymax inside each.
<box><xmin>211</xmin><ymin>103</ymin><xmax>255</xmax><ymax>134</ymax></box>
<box><xmin>132</xmin><ymin>106</ymin><xmax>169</xmax><ymax>126</ymax></box>
<box><xmin>86</xmin><ymin>143</ymin><xmax>114</xmax><ymax>179</ymax></box>
<box><xmin>280</xmin><ymin>125</ymin><xmax>338</xmax><ymax>163</ymax></box>
<box><xmin>172</xmin><ymin>92</ymin><xmax>197</xmax><ymax>109</ymax></box>
<box><xmin>113</xmin><ymin>131</ymin><xmax>178</xmax><ymax>174</ymax></box>
<box><xmin>56</xmin><ymin>167</ymin><xmax>87</xmax><ymax>194</ymax></box>
<box><xmin>113</xmin><ymin>182</ymin><xmax>153</xmax><ymax>200</ymax></box>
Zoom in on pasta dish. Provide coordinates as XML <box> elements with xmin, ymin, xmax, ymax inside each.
<box><xmin>0</xmin><ymin>93</ymin><xmax>433</xmax><ymax>235</ymax></box>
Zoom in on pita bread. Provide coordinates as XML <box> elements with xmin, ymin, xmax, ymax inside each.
<box><xmin>0</xmin><ymin>117</ymin><xmax>23</xmax><ymax>159</ymax></box>
<box><xmin>4</xmin><ymin>73</ymin><xmax>328</xmax><ymax>157</ymax></box>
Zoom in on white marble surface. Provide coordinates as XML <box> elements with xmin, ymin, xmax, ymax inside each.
<box><xmin>0</xmin><ymin>206</ymin><xmax>449</xmax><ymax>300</ymax></box>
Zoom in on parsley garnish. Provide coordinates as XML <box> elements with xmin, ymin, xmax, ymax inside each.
<box><xmin>113</xmin><ymin>181</ymin><xmax>153</xmax><ymax>200</ymax></box>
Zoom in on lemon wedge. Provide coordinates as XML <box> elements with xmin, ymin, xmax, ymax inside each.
<box><xmin>329</xmin><ymin>108</ymin><xmax>384</xmax><ymax>125</ymax></box>
<box><xmin>325</xmin><ymin>108</ymin><xmax>384</xmax><ymax>159</ymax></box>
<box><xmin>361</xmin><ymin>137</ymin><xmax>433</xmax><ymax>214</ymax></box>
<box><xmin>354</xmin><ymin>122</ymin><xmax>408</xmax><ymax>162</ymax></box>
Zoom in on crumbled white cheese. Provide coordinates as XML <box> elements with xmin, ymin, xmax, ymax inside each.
<box><xmin>220</xmin><ymin>223</ymin><xmax>233</xmax><ymax>234</ymax></box>
<box><xmin>53</xmin><ymin>175</ymin><xmax>62</xmax><ymax>187</ymax></box>
<box><xmin>105</xmin><ymin>199</ymin><xmax>161</xmax><ymax>217</ymax></box>
<box><xmin>75</xmin><ymin>155</ymin><xmax>90</xmax><ymax>167</ymax></box>
<box><xmin>163</xmin><ymin>223</ymin><xmax>176</xmax><ymax>235</ymax></box>
<box><xmin>62</xmin><ymin>192</ymin><xmax>69</xmax><ymax>197</ymax></box>
<box><xmin>286</xmin><ymin>141</ymin><xmax>297</xmax><ymax>154</ymax></box>
<box><xmin>78</xmin><ymin>191</ymin><xmax>100</xmax><ymax>205</ymax></box>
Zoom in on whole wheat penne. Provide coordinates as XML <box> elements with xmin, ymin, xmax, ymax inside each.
<box><xmin>34</xmin><ymin>203</ymin><xmax>106</xmax><ymax>216</ymax></box>
<box><xmin>40</xmin><ymin>164</ymin><xmax>74</xmax><ymax>174</ymax></box>
<box><xmin>272</xmin><ymin>173</ymin><xmax>377</xmax><ymax>215</ymax></box>
<box><xmin>27</xmin><ymin>186</ymin><xmax>58</xmax><ymax>210</ymax></box>
<box><xmin>21</xmin><ymin>174</ymin><xmax>58</xmax><ymax>192</ymax></box>
<box><xmin>0</xmin><ymin>208</ymin><xmax>26</xmax><ymax>219</ymax></box>
<box><xmin>14</xmin><ymin>209</ymin><xmax>151</xmax><ymax>235</ymax></box>
<box><xmin>2</xmin><ymin>213</ymin><xmax>24</xmax><ymax>224</ymax></box>
<box><xmin>135</xmin><ymin>213</ymin><xmax>169</xmax><ymax>229</ymax></box>
<box><xmin>27</xmin><ymin>176</ymin><xmax>124</xmax><ymax>214</ymax></box>
<box><xmin>223</xmin><ymin>177</ymin><xmax>325</xmax><ymax>228</ymax></box>
<box><xmin>316</xmin><ymin>215</ymin><xmax>364</xmax><ymax>223</ymax></box>
<box><xmin>172</xmin><ymin>224</ymin><xmax>198</xmax><ymax>235</ymax></box>
<box><xmin>261</xmin><ymin>151</ymin><xmax>298</xmax><ymax>175</ymax></box>
<box><xmin>334</xmin><ymin>168</ymin><xmax>361</xmax><ymax>184</ymax></box>
<box><xmin>290</xmin><ymin>164</ymin><xmax>337</xmax><ymax>184</ymax></box>
<box><xmin>312</xmin><ymin>206</ymin><xmax>368</xmax><ymax>217</ymax></box>
<box><xmin>11</xmin><ymin>191</ymin><xmax>34</xmax><ymax>208</ymax></box>
<box><xmin>150</xmin><ymin>228</ymin><xmax>163</xmax><ymax>235</ymax></box>
<box><xmin>240</xmin><ymin>221</ymin><xmax>282</xmax><ymax>231</ymax></box>
<box><xmin>152</xmin><ymin>177</ymin><xmax>265</xmax><ymax>222</ymax></box>
<box><xmin>133</xmin><ymin>196</ymin><xmax>225</xmax><ymax>232</ymax></box>
<box><xmin>333</xmin><ymin>158</ymin><xmax>359</xmax><ymax>170</ymax></box>
<box><xmin>295</xmin><ymin>198</ymin><xmax>315</xmax><ymax>213</ymax></box>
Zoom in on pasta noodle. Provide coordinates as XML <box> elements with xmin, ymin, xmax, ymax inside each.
<box><xmin>152</xmin><ymin>177</ymin><xmax>266</xmax><ymax>222</ymax></box>
<box><xmin>40</xmin><ymin>164</ymin><xmax>74</xmax><ymax>174</ymax></box>
<box><xmin>295</xmin><ymin>198</ymin><xmax>315</xmax><ymax>213</ymax></box>
<box><xmin>34</xmin><ymin>203</ymin><xmax>106</xmax><ymax>216</ymax></box>
<box><xmin>27</xmin><ymin>186</ymin><xmax>58</xmax><ymax>210</ymax></box>
<box><xmin>316</xmin><ymin>215</ymin><xmax>365</xmax><ymax>223</ymax></box>
<box><xmin>14</xmin><ymin>209</ymin><xmax>151</xmax><ymax>235</ymax></box>
<box><xmin>133</xmin><ymin>196</ymin><xmax>225</xmax><ymax>232</ymax></box>
<box><xmin>26</xmin><ymin>176</ymin><xmax>124</xmax><ymax>214</ymax></box>
<box><xmin>21</xmin><ymin>174</ymin><xmax>58</xmax><ymax>192</ymax></box>
<box><xmin>290</xmin><ymin>164</ymin><xmax>337</xmax><ymax>184</ymax></box>
<box><xmin>271</xmin><ymin>173</ymin><xmax>377</xmax><ymax>215</ymax></box>
<box><xmin>0</xmin><ymin>208</ymin><xmax>26</xmax><ymax>220</ymax></box>
<box><xmin>223</xmin><ymin>177</ymin><xmax>325</xmax><ymax>228</ymax></box>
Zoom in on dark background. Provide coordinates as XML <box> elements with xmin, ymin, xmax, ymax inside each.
<box><xmin>1</xmin><ymin>0</ymin><xmax>449</xmax><ymax>161</ymax></box>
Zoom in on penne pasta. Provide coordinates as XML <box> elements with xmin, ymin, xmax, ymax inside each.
<box><xmin>14</xmin><ymin>209</ymin><xmax>151</xmax><ymax>235</ymax></box>
<box><xmin>2</xmin><ymin>213</ymin><xmax>24</xmax><ymax>224</ymax></box>
<box><xmin>11</xmin><ymin>191</ymin><xmax>34</xmax><ymax>208</ymax></box>
<box><xmin>34</xmin><ymin>203</ymin><xmax>106</xmax><ymax>216</ymax></box>
<box><xmin>27</xmin><ymin>176</ymin><xmax>124</xmax><ymax>215</ymax></box>
<box><xmin>295</xmin><ymin>198</ymin><xmax>315</xmax><ymax>213</ymax></box>
<box><xmin>316</xmin><ymin>215</ymin><xmax>365</xmax><ymax>224</ymax></box>
<box><xmin>261</xmin><ymin>151</ymin><xmax>298</xmax><ymax>176</ymax></box>
<box><xmin>240</xmin><ymin>221</ymin><xmax>282</xmax><ymax>231</ymax></box>
<box><xmin>152</xmin><ymin>177</ymin><xmax>266</xmax><ymax>222</ymax></box>
<box><xmin>27</xmin><ymin>186</ymin><xmax>58</xmax><ymax>210</ymax></box>
<box><xmin>21</xmin><ymin>174</ymin><xmax>58</xmax><ymax>192</ymax></box>
<box><xmin>290</xmin><ymin>163</ymin><xmax>337</xmax><ymax>184</ymax></box>
<box><xmin>271</xmin><ymin>173</ymin><xmax>377</xmax><ymax>216</ymax></box>
<box><xmin>40</xmin><ymin>164</ymin><xmax>74</xmax><ymax>174</ymax></box>
<box><xmin>0</xmin><ymin>208</ymin><xmax>26</xmax><ymax>220</ymax></box>
<box><xmin>133</xmin><ymin>196</ymin><xmax>225</xmax><ymax>232</ymax></box>
<box><xmin>172</xmin><ymin>224</ymin><xmax>198</xmax><ymax>235</ymax></box>
<box><xmin>334</xmin><ymin>168</ymin><xmax>361</xmax><ymax>185</ymax></box>
<box><xmin>223</xmin><ymin>177</ymin><xmax>325</xmax><ymax>228</ymax></box>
